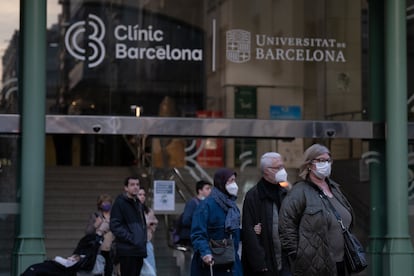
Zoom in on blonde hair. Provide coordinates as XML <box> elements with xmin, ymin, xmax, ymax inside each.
<box><xmin>298</xmin><ymin>144</ymin><xmax>331</xmax><ymax>179</ymax></box>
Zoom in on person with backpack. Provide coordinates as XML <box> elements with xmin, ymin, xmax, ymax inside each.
<box><xmin>177</xmin><ymin>180</ymin><xmax>212</xmax><ymax>246</ymax></box>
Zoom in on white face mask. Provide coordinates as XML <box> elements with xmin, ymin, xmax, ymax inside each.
<box><xmin>225</xmin><ymin>182</ymin><xmax>239</xmax><ymax>196</ymax></box>
<box><xmin>313</xmin><ymin>162</ymin><xmax>331</xmax><ymax>179</ymax></box>
<box><xmin>275</xmin><ymin>168</ymin><xmax>288</xmax><ymax>183</ymax></box>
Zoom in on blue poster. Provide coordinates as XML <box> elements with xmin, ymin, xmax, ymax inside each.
<box><xmin>270</xmin><ymin>105</ymin><xmax>301</xmax><ymax>120</ymax></box>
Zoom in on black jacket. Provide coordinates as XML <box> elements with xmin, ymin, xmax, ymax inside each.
<box><xmin>241</xmin><ymin>178</ymin><xmax>288</xmax><ymax>276</ymax></box>
<box><xmin>279</xmin><ymin>179</ymin><xmax>353</xmax><ymax>276</ymax></box>
<box><xmin>20</xmin><ymin>234</ymin><xmax>103</xmax><ymax>276</ymax></box>
<box><xmin>110</xmin><ymin>193</ymin><xmax>147</xmax><ymax>257</ymax></box>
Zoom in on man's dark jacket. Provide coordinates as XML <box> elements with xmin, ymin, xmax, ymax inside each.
<box><xmin>241</xmin><ymin>178</ymin><xmax>288</xmax><ymax>276</ymax></box>
<box><xmin>110</xmin><ymin>193</ymin><xmax>147</xmax><ymax>257</ymax></box>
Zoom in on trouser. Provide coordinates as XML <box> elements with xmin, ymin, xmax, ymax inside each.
<box><xmin>119</xmin><ymin>256</ymin><xmax>144</xmax><ymax>276</ymax></box>
<box><xmin>101</xmin><ymin>250</ymin><xmax>113</xmax><ymax>276</ymax></box>
<box><xmin>336</xmin><ymin>261</ymin><xmax>346</xmax><ymax>276</ymax></box>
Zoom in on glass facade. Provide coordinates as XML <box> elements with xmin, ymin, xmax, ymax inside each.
<box><xmin>41</xmin><ymin>0</ymin><xmax>365</xmax><ymax>119</ymax></box>
<box><xmin>0</xmin><ymin>2</ymin><xmax>19</xmax><ymax>273</ymax></box>
<box><xmin>40</xmin><ymin>0</ymin><xmax>368</xmax><ymax>166</ymax></box>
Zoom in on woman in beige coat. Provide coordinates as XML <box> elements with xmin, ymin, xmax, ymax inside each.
<box><xmin>138</xmin><ymin>187</ymin><xmax>159</xmax><ymax>276</ymax></box>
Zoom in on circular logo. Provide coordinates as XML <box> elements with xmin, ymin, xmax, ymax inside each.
<box><xmin>64</xmin><ymin>14</ymin><xmax>106</xmax><ymax>68</ymax></box>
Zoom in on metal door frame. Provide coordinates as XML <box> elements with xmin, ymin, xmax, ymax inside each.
<box><xmin>0</xmin><ymin>114</ymin><xmax>388</xmax><ymax>139</ymax></box>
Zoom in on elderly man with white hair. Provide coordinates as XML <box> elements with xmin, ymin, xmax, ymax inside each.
<box><xmin>241</xmin><ymin>152</ymin><xmax>292</xmax><ymax>276</ymax></box>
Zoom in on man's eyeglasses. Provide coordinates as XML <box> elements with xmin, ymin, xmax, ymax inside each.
<box><xmin>267</xmin><ymin>166</ymin><xmax>285</xmax><ymax>171</ymax></box>
<box><xmin>311</xmin><ymin>158</ymin><xmax>332</xmax><ymax>164</ymax></box>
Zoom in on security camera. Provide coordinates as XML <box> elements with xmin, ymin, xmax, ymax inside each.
<box><xmin>325</xmin><ymin>129</ymin><xmax>336</xmax><ymax>137</ymax></box>
<box><xmin>92</xmin><ymin>124</ymin><xmax>102</xmax><ymax>133</ymax></box>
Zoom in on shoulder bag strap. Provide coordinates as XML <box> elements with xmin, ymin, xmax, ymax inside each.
<box><xmin>320</xmin><ymin>192</ymin><xmax>347</xmax><ymax>231</ymax></box>
<box><xmin>305</xmin><ymin>180</ymin><xmax>347</xmax><ymax>231</ymax></box>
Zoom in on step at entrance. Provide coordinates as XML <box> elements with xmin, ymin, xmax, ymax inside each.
<box><xmin>44</xmin><ymin>166</ymin><xmax>181</xmax><ymax>274</ymax></box>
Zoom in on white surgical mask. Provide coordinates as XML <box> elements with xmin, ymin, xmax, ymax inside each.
<box><xmin>313</xmin><ymin>162</ymin><xmax>331</xmax><ymax>179</ymax></box>
<box><xmin>225</xmin><ymin>182</ymin><xmax>239</xmax><ymax>196</ymax></box>
<box><xmin>275</xmin><ymin>168</ymin><xmax>288</xmax><ymax>183</ymax></box>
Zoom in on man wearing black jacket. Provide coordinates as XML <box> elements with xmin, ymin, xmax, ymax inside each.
<box><xmin>241</xmin><ymin>152</ymin><xmax>291</xmax><ymax>276</ymax></box>
<box><xmin>110</xmin><ymin>176</ymin><xmax>147</xmax><ymax>276</ymax></box>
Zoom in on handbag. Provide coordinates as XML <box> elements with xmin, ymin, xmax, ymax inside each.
<box><xmin>321</xmin><ymin>193</ymin><xmax>368</xmax><ymax>273</ymax></box>
<box><xmin>209</xmin><ymin>236</ymin><xmax>235</xmax><ymax>267</ymax></box>
<box><xmin>343</xmin><ymin>228</ymin><xmax>367</xmax><ymax>273</ymax></box>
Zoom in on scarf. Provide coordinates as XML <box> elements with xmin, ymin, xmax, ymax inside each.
<box><xmin>261</xmin><ymin>179</ymin><xmax>282</xmax><ymax>209</ymax></box>
<box><xmin>210</xmin><ymin>187</ymin><xmax>240</xmax><ymax>232</ymax></box>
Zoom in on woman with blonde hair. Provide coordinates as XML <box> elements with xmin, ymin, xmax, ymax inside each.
<box><xmin>138</xmin><ymin>187</ymin><xmax>158</xmax><ymax>276</ymax></box>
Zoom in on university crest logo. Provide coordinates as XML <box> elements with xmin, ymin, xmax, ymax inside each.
<box><xmin>226</xmin><ymin>29</ymin><xmax>251</xmax><ymax>63</ymax></box>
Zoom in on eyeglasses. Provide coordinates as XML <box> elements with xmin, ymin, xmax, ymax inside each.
<box><xmin>267</xmin><ymin>166</ymin><xmax>285</xmax><ymax>171</ymax></box>
<box><xmin>311</xmin><ymin>158</ymin><xmax>332</xmax><ymax>164</ymax></box>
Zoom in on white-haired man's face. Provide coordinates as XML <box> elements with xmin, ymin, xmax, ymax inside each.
<box><xmin>263</xmin><ymin>157</ymin><xmax>285</xmax><ymax>184</ymax></box>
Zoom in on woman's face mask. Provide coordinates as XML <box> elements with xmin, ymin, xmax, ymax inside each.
<box><xmin>225</xmin><ymin>182</ymin><xmax>239</xmax><ymax>196</ymax></box>
<box><xmin>101</xmin><ymin>202</ymin><xmax>112</xmax><ymax>212</ymax></box>
<box><xmin>313</xmin><ymin>162</ymin><xmax>331</xmax><ymax>179</ymax></box>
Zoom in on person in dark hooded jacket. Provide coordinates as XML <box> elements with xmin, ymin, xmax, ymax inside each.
<box><xmin>241</xmin><ymin>152</ymin><xmax>291</xmax><ymax>276</ymax></box>
<box><xmin>110</xmin><ymin>176</ymin><xmax>147</xmax><ymax>276</ymax></box>
<box><xmin>190</xmin><ymin>168</ymin><xmax>242</xmax><ymax>276</ymax></box>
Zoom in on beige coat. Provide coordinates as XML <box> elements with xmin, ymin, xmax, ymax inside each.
<box><xmin>145</xmin><ymin>208</ymin><xmax>158</xmax><ymax>241</ymax></box>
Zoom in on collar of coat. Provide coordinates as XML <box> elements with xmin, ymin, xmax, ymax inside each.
<box><xmin>257</xmin><ymin>178</ymin><xmax>287</xmax><ymax>200</ymax></box>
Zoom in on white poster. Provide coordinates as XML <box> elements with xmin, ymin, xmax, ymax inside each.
<box><xmin>153</xmin><ymin>180</ymin><xmax>175</xmax><ymax>211</ymax></box>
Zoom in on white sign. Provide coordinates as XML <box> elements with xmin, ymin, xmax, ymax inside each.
<box><xmin>64</xmin><ymin>14</ymin><xmax>203</xmax><ymax>68</ymax></box>
<box><xmin>226</xmin><ymin>29</ymin><xmax>347</xmax><ymax>63</ymax></box>
<box><xmin>153</xmin><ymin>180</ymin><xmax>175</xmax><ymax>211</ymax></box>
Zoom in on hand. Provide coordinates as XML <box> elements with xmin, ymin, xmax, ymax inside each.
<box><xmin>202</xmin><ymin>254</ymin><xmax>214</xmax><ymax>265</ymax></box>
<box><xmin>67</xmin><ymin>255</ymin><xmax>80</xmax><ymax>262</ymax></box>
<box><xmin>94</xmin><ymin>215</ymin><xmax>103</xmax><ymax>229</ymax></box>
<box><xmin>96</xmin><ymin>221</ymin><xmax>109</xmax><ymax>236</ymax></box>
<box><xmin>254</xmin><ymin>223</ymin><xmax>262</xmax><ymax>235</ymax></box>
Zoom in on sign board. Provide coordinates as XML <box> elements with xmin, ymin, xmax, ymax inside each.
<box><xmin>270</xmin><ymin>105</ymin><xmax>301</xmax><ymax>120</ymax></box>
<box><xmin>235</xmin><ymin>87</ymin><xmax>257</xmax><ymax>168</ymax></box>
<box><xmin>196</xmin><ymin>111</ymin><xmax>224</xmax><ymax>167</ymax></box>
<box><xmin>153</xmin><ymin>180</ymin><xmax>175</xmax><ymax>211</ymax></box>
